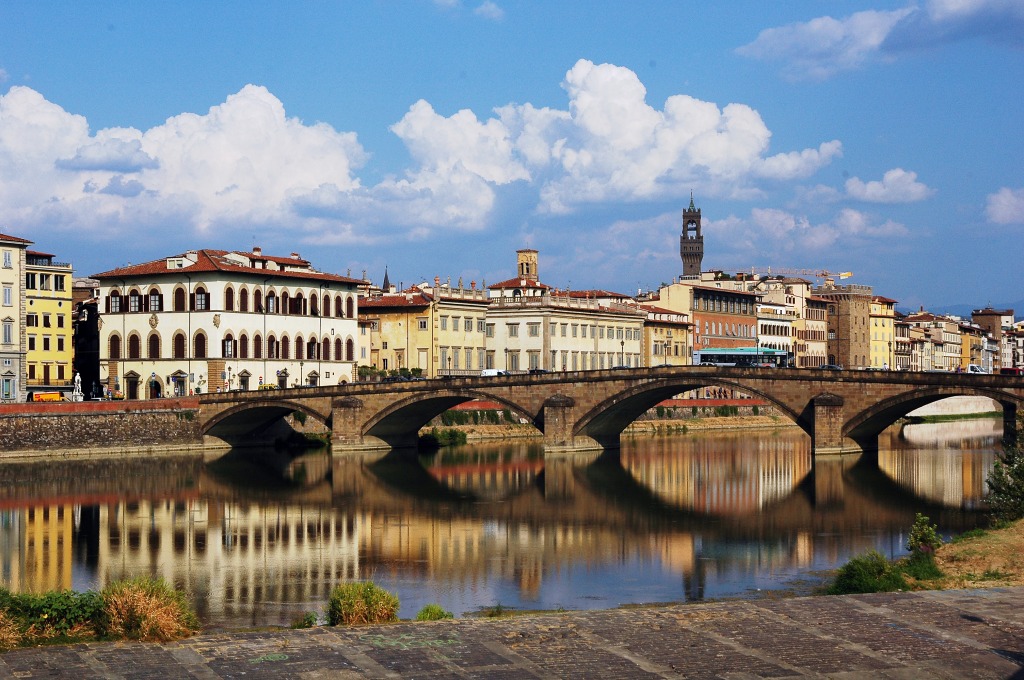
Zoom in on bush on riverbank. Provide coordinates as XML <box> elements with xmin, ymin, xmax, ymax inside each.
<box><xmin>0</xmin><ymin>578</ymin><xmax>198</xmax><ymax>649</ymax></box>
<box><xmin>986</xmin><ymin>415</ymin><xmax>1024</xmax><ymax>526</ymax></box>
<box><xmin>419</xmin><ymin>427</ymin><xmax>468</xmax><ymax>448</ymax></box>
<box><xmin>827</xmin><ymin>514</ymin><xmax>944</xmax><ymax>595</ymax></box>
<box><xmin>327</xmin><ymin>582</ymin><xmax>399</xmax><ymax>626</ymax></box>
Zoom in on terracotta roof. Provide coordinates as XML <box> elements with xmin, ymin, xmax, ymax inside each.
<box><xmin>554</xmin><ymin>289</ymin><xmax>631</xmax><ymax>300</ymax></box>
<box><xmin>359</xmin><ymin>291</ymin><xmax>433</xmax><ymax>309</ymax></box>
<box><xmin>26</xmin><ymin>250</ymin><xmax>54</xmax><ymax>258</ymax></box>
<box><xmin>0</xmin><ymin>233</ymin><xmax>32</xmax><ymax>244</ymax></box>
<box><xmin>488</xmin><ymin>277</ymin><xmax>550</xmax><ymax>290</ymax></box>
<box><xmin>91</xmin><ymin>249</ymin><xmax>362</xmax><ymax>285</ymax></box>
<box><xmin>872</xmin><ymin>295</ymin><xmax>899</xmax><ymax>303</ymax></box>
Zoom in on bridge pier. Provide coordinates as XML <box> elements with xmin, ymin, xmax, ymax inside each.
<box><xmin>330</xmin><ymin>396</ymin><xmax>398</xmax><ymax>452</ymax></box>
<box><xmin>541</xmin><ymin>394</ymin><xmax>608</xmax><ymax>454</ymax></box>
<box><xmin>811</xmin><ymin>393</ymin><xmax>861</xmax><ymax>456</ymax></box>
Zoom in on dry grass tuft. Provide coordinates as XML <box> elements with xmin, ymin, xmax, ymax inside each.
<box><xmin>0</xmin><ymin>610</ymin><xmax>21</xmax><ymax>650</ymax></box>
<box><xmin>101</xmin><ymin>578</ymin><xmax>199</xmax><ymax>642</ymax></box>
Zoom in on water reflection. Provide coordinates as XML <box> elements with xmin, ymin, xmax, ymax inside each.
<box><xmin>0</xmin><ymin>422</ymin><xmax>996</xmax><ymax>630</ymax></box>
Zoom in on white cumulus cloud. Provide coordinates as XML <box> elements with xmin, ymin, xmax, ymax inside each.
<box><xmin>986</xmin><ymin>187</ymin><xmax>1024</xmax><ymax>224</ymax></box>
<box><xmin>845</xmin><ymin>168</ymin><xmax>934</xmax><ymax>203</ymax></box>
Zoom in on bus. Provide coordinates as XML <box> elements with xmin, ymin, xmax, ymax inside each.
<box><xmin>692</xmin><ymin>347</ymin><xmax>789</xmax><ymax>367</ymax></box>
<box><xmin>28</xmin><ymin>391</ymin><xmax>65</xmax><ymax>402</ymax></box>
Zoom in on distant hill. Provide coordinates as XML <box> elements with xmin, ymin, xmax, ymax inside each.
<box><xmin>909</xmin><ymin>299</ymin><xmax>1023</xmax><ymax>320</ymax></box>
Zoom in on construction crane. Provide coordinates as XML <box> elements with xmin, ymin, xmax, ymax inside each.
<box><xmin>747</xmin><ymin>266</ymin><xmax>852</xmax><ymax>284</ymax></box>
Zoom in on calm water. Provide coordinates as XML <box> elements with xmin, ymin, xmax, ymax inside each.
<box><xmin>0</xmin><ymin>419</ymin><xmax>1000</xmax><ymax>630</ymax></box>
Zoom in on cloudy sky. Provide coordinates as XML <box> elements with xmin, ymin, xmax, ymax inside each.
<box><xmin>1</xmin><ymin>1</ymin><xmax>1022</xmax><ymax>311</ymax></box>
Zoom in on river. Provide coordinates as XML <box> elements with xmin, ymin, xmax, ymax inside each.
<box><xmin>0</xmin><ymin>419</ymin><xmax>1000</xmax><ymax>630</ymax></box>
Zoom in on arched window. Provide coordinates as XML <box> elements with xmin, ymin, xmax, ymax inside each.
<box><xmin>334</xmin><ymin>338</ymin><xmax>343</xmax><ymax>361</ymax></box>
<box><xmin>294</xmin><ymin>292</ymin><xmax>305</xmax><ymax>315</ymax></box>
<box><xmin>128</xmin><ymin>334</ymin><xmax>141</xmax><ymax>359</ymax></box>
<box><xmin>128</xmin><ymin>290</ymin><xmax>142</xmax><ymax>313</ymax></box>
<box><xmin>109</xmin><ymin>334</ymin><xmax>122</xmax><ymax>359</ymax></box>
<box><xmin>267</xmin><ymin>334</ymin><xmax>277</xmax><ymax>359</ymax></box>
<box><xmin>307</xmin><ymin>337</ymin><xmax>318</xmax><ymax>359</ymax></box>
<box><xmin>222</xmin><ymin>333</ymin><xmax>234</xmax><ymax>358</ymax></box>
<box><xmin>322</xmin><ymin>293</ymin><xmax>330</xmax><ymax>317</ymax></box>
<box><xmin>239</xmin><ymin>288</ymin><xmax>249</xmax><ymax>312</ymax></box>
<box><xmin>174</xmin><ymin>288</ymin><xmax>186</xmax><ymax>312</ymax></box>
<box><xmin>296</xmin><ymin>335</ymin><xmax>304</xmax><ymax>360</ymax></box>
<box><xmin>346</xmin><ymin>296</ymin><xmax>354</xmax><ymax>319</ymax></box>
<box><xmin>173</xmin><ymin>333</ymin><xmax>186</xmax><ymax>359</ymax></box>
<box><xmin>240</xmin><ymin>334</ymin><xmax>249</xmax><ymax>359</ymax></box>
<box><xmin>194</xmin><ymin>332</ymin><xmax>207</xmax><ymax>359</ymax></box>
<box><xmin>281</xmin><ymin>292</ymin><xmax>290</xmax><ymax>315</ymax></box>
<box><xmin>310</xmin><ymin>294</ymin><xmax>319</xmax><ymax>317</ymax></box>
<box><xmin>321</xmin><ymin>338</ymin><xmax>330</xmax><ymax>360</ymax></box>
<box><xmin>266</xmin><ymin>292</ymin><xmax>276</xmax><ymax>314</ymax></box>
<box><xmin>334</xmin><ymin>295</ymin><xmax>343</xmax><ymax>317</ymax></box>
<box><xmin>106</xmin><ymin>289</ymin><xmax>123</xmax><ymax>314</ymax></box>
<box><xmin>253</xmin><ymin>334</ymin><xmax>263</xmax><ymax>359</ymax></box>
<box><xmin>281</xmin><ymin>336</ymin><xmax>290</xmax><ymax>360</ymax></box>
<box><xmin>254</xmin><ymin>289</ymin><xmax>264</xmax><ymax>313</ymax></box>
<box><xmin>148</xmin><ymin>333</ymin><xmax>160</xmax><ymax>359</ymax></box>
<box><xmin>149</xmin><ymin>288</ymin><xmax>162</xmax><ymax>312</ymax></box>
<box><xmin>193</xmin><ymin>286</ymin><xmax>208</xmax><ymax>311</ymax></box>
<box><xmin>224</xmin><ymin>287</ymin><xmax>235</xmax><ymax>311</ymax></box>
<box><xmin>345</xmin><ymin>338</ymin><xmax>354</xmax><ymax>361</ymax></box>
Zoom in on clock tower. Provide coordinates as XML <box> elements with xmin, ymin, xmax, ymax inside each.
<box><xmin>679</xmin><ymin>193</ymin><xmax>703</xmax><ymax>278</ymax></box>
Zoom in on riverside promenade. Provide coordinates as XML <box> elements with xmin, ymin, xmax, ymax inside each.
<box><xmin>2</xmin><ymin>588</ymin><xmax>1023</xmax><ymax>679</ymax></box>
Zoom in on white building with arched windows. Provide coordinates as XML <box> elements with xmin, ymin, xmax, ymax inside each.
<box><xmin>92</xmin><ymin>248</ymin><xmax>362</xmax><ymax>399</ymax></box>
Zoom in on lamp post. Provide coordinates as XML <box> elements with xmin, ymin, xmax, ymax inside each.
<box><xmin>620</xmin><ymin>339</ymin><xmax>625</xmax><ymax>366</ymax></box>
<box><xmin>299</xmin><ymin>360</ymin><xmax>304</xmax><ymax>387</ymax></box>
<box><xmin>447</xmin><ymin>355</ymin><xmax>452</xmax><ymax>376</ymax></box>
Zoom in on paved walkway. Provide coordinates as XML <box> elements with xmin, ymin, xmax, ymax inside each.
<box><xmin>2</xmin><ymin>588</ymin><xmax>1023</xmax><ymax>679</ymax></box>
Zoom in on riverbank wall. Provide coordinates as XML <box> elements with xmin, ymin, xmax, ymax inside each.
<box><xmin>0</xmin><ymin>398</ymin><xmax>203</xmax><ymax>458</ymax></box>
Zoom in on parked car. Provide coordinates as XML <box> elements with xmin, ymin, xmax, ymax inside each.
<box><xmin>999</xmin><ymin>367</ymin><xmax>1024</xmax><ymax>376</ymax></box>
<box><xmin>820</xmin><ymin>364</ymin><xmax>844</xmax><ymax>371</ymax></box>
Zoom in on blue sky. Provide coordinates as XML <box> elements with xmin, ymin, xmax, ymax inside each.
<box><xmin>1</xmin><ymin>1</ymin><xmax>1022</xmax><ymax>312</ymax></box>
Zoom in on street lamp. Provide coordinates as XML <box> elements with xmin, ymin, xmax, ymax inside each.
<box><xmin>620</xmin><ymin>339</ymin><xmax>625</xmax><ymax>366</ymax></box>
<box><xmin>447</xmin><ymin>355</ymin><xmax>452</xmax><ymax>376</ymax></box>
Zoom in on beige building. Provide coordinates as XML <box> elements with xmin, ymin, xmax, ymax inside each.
<box><xmin>92</xmin><ymin>247</ymin><xmax>362</xmax><ymax>398</ymax></box>
<box><xmin>25</xmin><ymin>249</ymin><xmax>74</xmax><ymax>392</ymax></box>
<box><xmin>903</xmin><ymin>312</ymin><xmax>962</xmax><ymax>371</ymax></box>
<box><xmin>814</xmin><ymin>280</ymin><xmax>873</xmax><ymax>369</ymax></box>
<box><xmin>359</xmin><ymin>278</ymin><xmax>491</xmax><ymax>377</ymax></box>
<box><xmin>639</xmin><ymin>304</ymin><xmax>692</xmax><ymax>367</ymax></box>
<box><xmin>0</xmin><ymin>233</ymin><xmax>31</xmax><ymax>401</ymax></box>
<box><xmin>487</xmin><ymin>250</ymin><xmax>646</xmax><ymax>372</ymax></box>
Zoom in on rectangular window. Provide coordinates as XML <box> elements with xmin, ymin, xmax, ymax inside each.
<box><xmin>477</xmin><ymin>320</ymin><xmax>485</xmax><ymax>333</ymax></box>
<box><xmin>465</xmin><ymin>348</ymin><xmax>472</xmax><ymax>368</ymax></box>
<box><xmin>27</xmin><ymin>335</ymin><xmax>35</xmax><ymax>350</ymax></box>
<box><xmin>2</xmin><ymin>378</ymin><xmax>12</xmax><ymax>400</ymax></box>
<box><xmin>2</xmin><ymin>286</ymin><xmax>10</xmax><ymax>306</ymax></box>
<box><xmin>418</xmin><ymin>318</ymin><xmax>428</xmax><ymax>331</ymax></box>
<box><xmin>440</xmin><ymin>316</ymin><xmax>448</xmax><ymax>330</ymax></box>
<box><xmin>57</xmin><ymin>337</ymin><xmax>65</xmax><ymax>352</ymax></box>
<box><xmin>40</xmin><ymin>274</ymin><xmax>51</xmax><ymax>290</ymax></box>
<box><xmin>54</xmin><ymin>275</ymin><xmax>66</xmax><ymax>292</ymax></box>
<box><xmin>464</xmin><ymin>318</ymin><xmax>472</xmax><ymax>332</ymax></box>
<box><xmin>25</xmin><ymin>273</ymin><xmax>36</xmax><ymax>289</ymax></box>
<box><xmin>528</xmin><ymin>323</ymin><xmax>540</xmax><ymax>337</ymax></box>
<box><xmin>485</xmin><ymin>323</ymin><xmax>495</xmax><ymax>338</ymax></box>
<box><xmin>43</xmin><ymin>314</ymin><xmax>51</xmax><ymax>328</ymax></box>
<box><xmin>43</xmin><ymin>336</ymin><xmax>51</xmax><ymax>351</ymax></box>
<box><xmin>2</xmin><ymin>322</ymin><xmax>11</xmax><ymax>345</ymax></box>
<box><xmin>507</xmin><ymin>323</ymin><xmax>519</xmax><ymax>337</ymax></box>
<box><xmin>572</xmin><ymin>324</ymin><xmax>578</xmax><ymax>338</ymax></box>
<box><xmin>129</xmin><ymin>295</ymin><xmax>141</xmax><ymax>312</ymax></box>
<box><xmin>150</xmin><ymin>291</ymin><xmax>161</xmax><ymax>311</ymax></box>
<box><xmin>561</xmin><ymin>324</ymin><xmax>567</xmax><ymax>337</ymax></box>
<box><xmin>26</xmin><ymin>313</ymin><xmax>38</xmax><ymax>327</ymax></box>
<box><xmin>109</xmin><ymin>295</ymin><xmax>121</xmax><ymax>313</ymax></box>
<box><xmin>57</xmin><ymin>315</ymin><xmax>65</xmax><ymax>328</ymax></box>
<box><xmin>2</xmin><ymin>251</ymin><xmax>10</xmax><ymax>268</ymax></box>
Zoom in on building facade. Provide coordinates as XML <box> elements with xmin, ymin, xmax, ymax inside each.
<box><xmin>814</xmin><ymin>281</ymin><xmax>873</xmax><ymax>369</ymax></box>
<box><xmin>869</xmin><ymin>295</ymin><xmax>897</xmax><ymax>369</ymax></box>
<box><xmin>92</xmin><ymin>248</ymin><xmax>361</xmax><ymax>398</ymax></box>
<box><xmin>25</xmin><ymin>250</ymin><xmax>74</xmax><ymax>392</ymax></box>
<box><xmin>0</xmin><ymin>233</ymin><xmax>31</xmax><ymax>401</ymax></box>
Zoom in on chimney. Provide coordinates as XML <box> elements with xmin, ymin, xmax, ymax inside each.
<box><xmin>252</xmin><ymin>246</ymin><xmax>262</xmax><ymax>257</ymax></box>
<box><xmin>291</xmin><ymin>252</ymin><xmax>301</xmax><ymax>260</ymax></box>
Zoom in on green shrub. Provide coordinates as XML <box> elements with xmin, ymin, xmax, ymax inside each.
<box><xmin>827</xmin><ymin>550</ymin><xmax>908</xmax><ymax>595</ymax></box>
<box><xmin>291</xmin><ymin>612</ymin><xmax>318</xmax><ymax>628</ymax></box>
<box><xmin>986</xmin><ymin>441</ymin><xmax>1024</xmax><ymax>525</ymax></box>
<box><xmin>907</xmin><ymin>513</ymin><xmax>942</xmax><ymax>560</ymax></box>
<box><xmin>691</xmin><ymin>406</ymin><xmax>698</xmax><ymax>417</ymax></box>
<box><xmin>902</xmin><ymin>553</ymin><xmax>943</xmax><ymax>580</ymax></box>
<box><xmin>10</xmin><ymin>589</ymin><xmax>105</xmax><ymax>638</ymax></box>
<box><xmin>98</xmin><ymin>577</ymin><xmax>199</xmax><ymax>642</ymax></box>
<box><xmin>292</xmin><ymin>410</ymin><xmax>307</xmax><ymax>425</ymax></box>
<box><xmin>327</xmin><ymin>582</ymin><xmax>399</xmax><ymax>626</ymax></box>
<box><xmin>415</xmin><ymin>604</ymin><xmax>453</xmax><ymax>621</ymax></box>
<box><xmin>656</xmin><ymin>406</ymin><xmax>665</xmax><ymax>418</ymax></box>
<box><xmin>752</xmin><ymin>405</ymin><xmax>759</xmax><ymax>415</ymax></box>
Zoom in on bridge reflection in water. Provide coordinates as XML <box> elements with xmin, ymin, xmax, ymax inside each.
<box><xmin>0</xmin><ymin>422</ymin><xmax>996</xmax><ymax>630</ymax></box>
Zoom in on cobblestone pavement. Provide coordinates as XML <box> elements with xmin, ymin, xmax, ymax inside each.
<box><xmin>2</xmin><ymin>588</ymin><xmax>1023</xmax><ymax>679</ymax></box>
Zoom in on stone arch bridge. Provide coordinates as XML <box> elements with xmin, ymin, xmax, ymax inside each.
<box><xmin>198</xmin><ymin>366</ymin><xmax>1024</xmax><ymax>456</ymax></box>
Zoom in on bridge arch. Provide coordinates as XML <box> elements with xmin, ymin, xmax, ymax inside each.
<box><xmin>570</xmin><ymin>377</ymin><xmax>804</xmax><ymax>448</ymax></box>
<box><xmin>361</xmin><ymin>388</ymin><xmax>539</xmax><ymax>449</ymax></box>
<box><xmin>202</xmin><ymin>399</ymin><xmax>331</xmax><ymax>443</ymax></box>
<box><xmin>844</xmin><ymin>385</ymin><xmax>1021</xmax><ymax>450</ymax></box>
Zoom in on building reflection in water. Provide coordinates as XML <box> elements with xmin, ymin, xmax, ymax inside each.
<box><xmin>0</xmin><ymin>420</ymin><xmax>997</xmax><ymax>629</ymax></box>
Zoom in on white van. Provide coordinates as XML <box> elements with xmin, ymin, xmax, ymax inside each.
<box><xmin>480</xmin><ymin>368</ymin><xmax>507</xmax><ymax>377</ymax></box>
<box><xmin>967</xmin><ymin>364</ymin><xmax>987</xmax><ymax>374</ymax></box>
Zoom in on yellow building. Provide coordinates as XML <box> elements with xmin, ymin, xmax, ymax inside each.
<box><xmin>25</xmin><ymin>250</ymin><xmax>74</xmax><ymax>391</ymax></box>
<box><xmin>359</xmin><ymin>278</ymin><xmax>491</xmax><ymax>377</ymax></box>
<box><xmin>869</xmin><ymin>295</ymin><xmax>897</xmax><ymax>369</ymax></box>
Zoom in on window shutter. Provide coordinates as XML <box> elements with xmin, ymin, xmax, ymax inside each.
<box><xmin>189</xmin><ymin>293</ymin><xmax>195</xmax><ymax>311</ymax></box>
<box><xmin>143</xmin><ymin>294</ymin><xmax>149</xmax><ymax>312</ymax></box>
<box><xmin>159</xmin><ymin>294</ymin><xmax>164</xmax><ymax>311</ymax></box>
<box><xmin>105</xmin><ymin>297</ymin><xmax>110</xmax><ymax>313</ymax></box>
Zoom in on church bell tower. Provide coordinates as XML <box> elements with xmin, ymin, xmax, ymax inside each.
<box><xmin>680</xmin><ymin>193</ymin><xmax>703</xmax><ymax>277</ymax></box>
